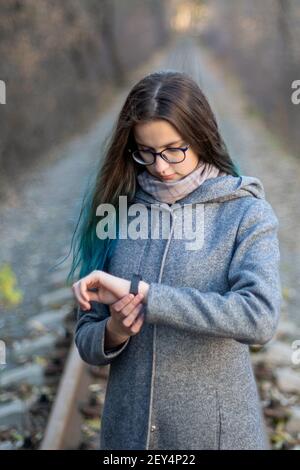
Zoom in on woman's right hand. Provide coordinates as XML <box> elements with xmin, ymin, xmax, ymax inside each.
<box><xmin>107</xmin><ymin>293</ymin><xmax>145</xmax><ymax>339</ymax></box>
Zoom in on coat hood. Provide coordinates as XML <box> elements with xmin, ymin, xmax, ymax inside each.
<box><xmin>132</xmin><ymin>174</ymin><xmax>265</xmax><ymax>207</ymax></box>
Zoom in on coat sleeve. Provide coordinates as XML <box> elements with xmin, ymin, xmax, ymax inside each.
<box><xmin>74</xmin><ymin>300</ymin><xmax>131</xmax><ymax>366</ymax></box>
<box><xmin>144</xmin><ymin>199</ymin><xmax>282</xmax><ymax>345</ymax></box>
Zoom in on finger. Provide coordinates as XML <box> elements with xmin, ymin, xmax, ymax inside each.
<box><xmin>123</xmin><ymin>303</ymin><xmax>143</xmax><ymax>328</ymax></box>
<box><xmin>130</xmin><ymin>312</ymin><xmax>145</xmax><ymax>333</ymax></box>
<box><xmin>122</xmin><ymin>294</ymin><xmax>144</xmax><ymax>317</ymax></box>
<box><xmin>79</xmin><ymin>272</ymin><xmax>101</xmax><ymax>301</ymax></box>
<box><xmin>112</xmin><ymin>294</ymin><xmax>135</xmax><ymax>312</ymax></box>
<box><xmin>88</xmin><ymin>291</ymin><xmax>99</xmax><ymax>302</ymax></box>
<box><xmin>73</xmin><ymin>284</ymin><xmax>90</xmax><ymax>310</ymax></box>
<box><xmin>85</xmin><ymin>271</ymin><xmax>102</xmax><ymax>287</ymax></box>
<box><xmin>79</xmin><ymin>279</ymin><xmax>90</xmax><ymax>303</ymax></box>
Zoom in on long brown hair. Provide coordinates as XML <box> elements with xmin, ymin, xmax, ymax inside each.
<box><xmin>65</xmin><ymin>70</ymin><xmax>240</xmax><ymax>283</ymax></box>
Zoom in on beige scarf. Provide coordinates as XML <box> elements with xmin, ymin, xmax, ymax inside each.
<box><xmin>137</xmin><ymin>160</ymin><xmax>228</xmax><ymax>204</ymax></box>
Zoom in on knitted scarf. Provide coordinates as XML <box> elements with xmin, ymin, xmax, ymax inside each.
<box><xmin>137</xmin><ymin>160</ymin><xmax>228</xmax><ymax>204</ymax></box>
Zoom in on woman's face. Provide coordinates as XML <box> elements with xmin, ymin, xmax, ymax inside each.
<box><xmin>133</xmin><ymin>119</ymin><xmax>200</xmax><ymax>182</ymax></box>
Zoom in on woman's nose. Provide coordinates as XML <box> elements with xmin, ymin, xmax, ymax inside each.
<box><xmin>154</xmin><ymin>155</ymin><xmax>171</xmax><ymax>173</ymax></box>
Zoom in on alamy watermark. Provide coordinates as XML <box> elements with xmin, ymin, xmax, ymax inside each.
<box><xmin>291</xmin><ymin>80</ymin><xmax>300</xmax><ymax>105</ymax></box>
<box><xmin>0</xmin><ymin>80</ymin><xmax>6</xmax><ymax>104</ymax></box>
<box><xmin>0</xmin><ymin>340</ymin><xmax>6</xmax><ymax>365</ymax></box>
<box><xmin>291</xmin><ymin>339</ymin><xmax>300</xmax><ymax>365</ymax></box>
<box><xmin>96</xmin><ymin>196</ymin><xmax>204</xmax><ymax>251</ymax></box>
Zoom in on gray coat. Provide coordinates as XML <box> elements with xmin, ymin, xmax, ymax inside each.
<box><xmin>75</xmin><ymin>174</ymin><xmax>282</xmax><ymax>450</ymax></box>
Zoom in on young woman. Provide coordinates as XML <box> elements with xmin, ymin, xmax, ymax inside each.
<box><xmin>69</xmin><ymin>70</ymin><xmax>282</xmax><ymax>450</ymax></box>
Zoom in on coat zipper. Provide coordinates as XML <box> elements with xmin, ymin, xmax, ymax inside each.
<box><xmin>145</xmin><ymin>206</ymin><xmax>176</xmax><ymax>450</ymax></box>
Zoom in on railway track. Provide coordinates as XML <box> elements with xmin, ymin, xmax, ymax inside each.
<box><xmin>0</xmin><ymin>266</ymin><xmax>109</xmax><ymax>450</ymax></box>
<box><xmin>40</xmin><ymin>332</ymin><xmax>109</xmax><ymax>450</ymax></box>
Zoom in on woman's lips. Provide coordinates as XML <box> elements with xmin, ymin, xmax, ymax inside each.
<box><xmin>160</xmin><ymin>174</ymin><xmax>176</xmax><ymax>180</ymax></box>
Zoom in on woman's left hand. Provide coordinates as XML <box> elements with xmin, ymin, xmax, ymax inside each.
<box><xmin>72</xmin><ymin>270</ymin><xmax>131</xmax><ymax>310</ymax></box>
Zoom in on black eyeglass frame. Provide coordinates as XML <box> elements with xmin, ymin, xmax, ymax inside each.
<box><xmin>128</xmin><ymin>144</ymin><xmax>190</xmax><ymax>166</ymax></box>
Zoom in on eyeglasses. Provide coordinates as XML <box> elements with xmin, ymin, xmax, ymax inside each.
<box><xmin>128</xmin><ymin>144</ymin><xmax>190</xmax><ymax>166</ymax></box>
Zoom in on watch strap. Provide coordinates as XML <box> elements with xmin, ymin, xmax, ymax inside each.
<box><xmin>129</xmin><ymin>273</ymin><xmax>142</xmax><ymax>295</ymax></box>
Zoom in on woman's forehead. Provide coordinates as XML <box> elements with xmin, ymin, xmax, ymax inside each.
<box><xmin>133</xmin><ymin>121</ymin><xmax>182</xmax><ymax>148</ymax></box>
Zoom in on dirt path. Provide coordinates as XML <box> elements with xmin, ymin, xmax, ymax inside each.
<box><xmin>0</xmin><ymin>33</ymin><xmax>299</xmax><ymax>344</ymax></box>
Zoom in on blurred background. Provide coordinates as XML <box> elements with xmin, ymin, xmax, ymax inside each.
<box><xmin>0</xmin><ymin>0</ymin><xmax>300</xmax><ymax>451</ymax></box>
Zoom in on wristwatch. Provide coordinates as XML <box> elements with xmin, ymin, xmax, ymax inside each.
<box><xmin>129</xmin><ymin>273</ymin><xmax>142</xmax><ymax>295</ymax></box>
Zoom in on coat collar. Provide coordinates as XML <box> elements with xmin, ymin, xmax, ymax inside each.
<box><xmin>132</xmin><ymin>174</ymin><xmax>265</xmax><ymax>208</ymax></box>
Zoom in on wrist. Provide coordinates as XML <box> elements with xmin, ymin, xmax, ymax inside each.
<box><xmin>106</xmin><ymin>317</ymin><xmax>130</xmax><ymax>341</ymax></box>
<box><xmin>102</xmin><ymin>271</ymin><xmax>131</xmax><ymax>298</ymax></box>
